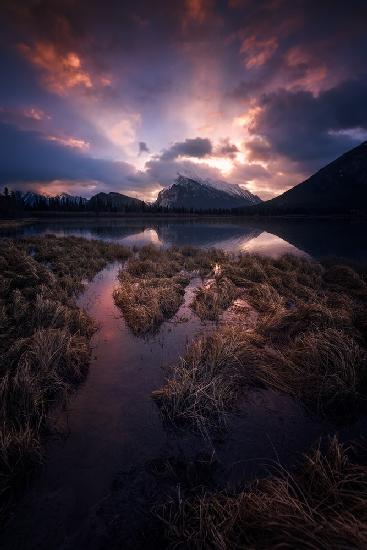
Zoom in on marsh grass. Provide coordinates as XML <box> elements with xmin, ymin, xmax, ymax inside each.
<box><xmin>0</xmin><ymin>235</ymin><xmax>130</xmax><ymax>521</ymax></box>
<box><xmin>191</xmin><ymin>276</ymin><xmax>239</xmax><ymax>321</ymax></box>
<box><xmin>152</xmin><ymin>326</ymin><xmax>267</xmax><ymax>432</ymax></box>
<box><xmin>154</xmin><ymin>252</ymin><xmax>367</xmax><ymax>430</ymax></box>
<box><xmin>114</xmin><ymin>274</ymin><xmax>188</xmax><ymax>335</ymax></box>
<box><xmin>155</xmin><ymin>437</ymin><xmax>367</xmax><ymax>549</ymax></box>
<box><xmin>113</xmin><ymin>245</ymin><xmax>227</xmax><ymax>335</ymax></box>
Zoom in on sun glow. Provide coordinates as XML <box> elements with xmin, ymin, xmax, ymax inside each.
<box><xmin>189</xmin><ymin>156</ymin><xmax>234</xmax><ymax>174</ymax></box>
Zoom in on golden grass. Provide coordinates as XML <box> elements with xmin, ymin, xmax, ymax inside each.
<box><xmin>152</xmin><ymin>326</ymin><xmax>267</xmax><ymax>432</ymax></box>
<box><xmin>191</xmin><ymin>276</ymin><xmax>239</xmax><ymax>321</ymax></box>
<box><xmin>114</xmin><ymin>274</ymin><xmax>188</xmax><ymax>335</ymax></box>
<box><xmin>113</xmin><ymin>245</ymin><xmax>228</xmax><ymax>335</ymax></box>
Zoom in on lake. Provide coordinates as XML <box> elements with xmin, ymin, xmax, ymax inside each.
<box><xmin>3</xmin><ymin>216</ymin><xmax>367</xmax><ymax>260</ymax></box>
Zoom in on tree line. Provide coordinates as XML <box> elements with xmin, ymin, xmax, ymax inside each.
<box><xmin>0</xmin><ymin>187</ymin><xmax>252</xmax><ymax>216</ymax></box>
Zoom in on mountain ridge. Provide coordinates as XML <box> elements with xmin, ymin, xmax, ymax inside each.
<box><xmin>155</xmin><ymin>174</ymin><xmax>261</xmax><ymax>210</ymax></box>
<box><xmin>3</xmin><ymin>142</ymin><xmax>367</xmax><ymax>214</ymax></box>
<box><xmin>88</xmin><ymin>191</ymin><xmax>144</xmax><ymax>210</ymax></box>
<box><xmin>246</xmin><ymin>141</ymin><xmax>367</xmax><ymax>214</ymax></box>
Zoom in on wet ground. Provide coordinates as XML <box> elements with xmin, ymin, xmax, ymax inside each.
<box><xmin>1</xmin><ymin>260</ymin><xmax>366</xmax><ymax>549</ymax></box>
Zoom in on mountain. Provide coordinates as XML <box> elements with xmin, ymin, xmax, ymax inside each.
<box><xmin>155</xmin><ymin>174</ymin><xmax>261</xmax><ymax>210</ymax></box>
<box><xmin>249</xmin><ymin>141</ymin><xmax>367</xmax><ymax>214</ymax></box>
<box><xmin>88</xmin><ymin>191</ymin><xmax>144</xmax><ymax>210</ymax></box>
<box><xmin>57</xmin><ymin>192</ymin><xmax>87</xmax><ymax>206</ymax></box>
<box><xmin>22</xmin><ymin>191</ymin><xmax>87</xmax><ymax>207</ymax></box>
<box><xmin>22</xmin><ymin>191</ymin><xmax>45</xmax><ymax>207</ymax></box>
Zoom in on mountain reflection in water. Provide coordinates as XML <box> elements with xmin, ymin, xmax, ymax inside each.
<box><xmin>3</xmin><ymin>217</ymin><xmax>366</xmax><ymax>261</ymax></box>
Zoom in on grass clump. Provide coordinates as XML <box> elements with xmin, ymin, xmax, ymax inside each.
<box><xmin>152</xmin><ymin>326</ymin><xmax>266</xmax><ymax>432</ymax></box>
<box><xmin>154</xmin><ymin>253</ymin><xmax>367</xmax><ymax>430</ymax></box>
<box><xmin>113</xmin><ymin>245</ymin><xmax>228</xmax><ymax>335</ymax></box>
<box><xmin>114</xmin><ymin>274</ymin><xmax>188</xmax><ymax>335</ymax></box>
<box><xmin>288</xmin><ymin>328</ymin><xmax>367</xmax><ymax>414</ymax></box>
<box><xmin>155</xmin><ymin>437</ymin><xmax>367</xmax><ymax>549</ymax></box>
<box><xmin>191</xmin><ymin>276</ymin><xmax>239</xmax><ymax>321</ymax></box>
<box><xmin>0</xmin><ymin>235</ymin><xmax>131</xmax><ymax>521</ymax></box>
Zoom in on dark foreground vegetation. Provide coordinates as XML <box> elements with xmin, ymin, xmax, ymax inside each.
<box><xmin>154</xmin><ymin>436</ymin><xmax>367</xmax><ymax>549</ymax></box>
<box><xmin>154</xmin><ymin>252</ymin><xmax>367</xmax><ymax>430</ymax></box>
<box><xmin>149</xmin><ymin>251</ymin><xmax>367</xmax><ymax>548</ymax></box>
<box><xmin>0</xmin><ymin>235</ymin><xmax>130</xmax><ymax>523</ymax></box>
<box><xmin>1</xmin><ymin>237</ymin><xmax>367</xmax><ymax>548</ymax></box>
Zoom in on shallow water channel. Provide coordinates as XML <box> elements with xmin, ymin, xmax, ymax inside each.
<box><xmin>2</xmin><ymin>261</ymin><xmax>365</xmax><ymax>549</ymax></box>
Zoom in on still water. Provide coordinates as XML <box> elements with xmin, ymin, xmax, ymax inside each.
<box><xmin>2</xmin><ymin>262</ymin><xmax>345</xmax><ymax>549</ymax></box>
<box><xmin>1</xmin><ymin>217</ymin><xmax>366</xmax><ymax>548</ymax></box>
<box><xmin>4</xmin><ymin>216</ymin><xmax>367</xmax><ymax>260</ymax></box>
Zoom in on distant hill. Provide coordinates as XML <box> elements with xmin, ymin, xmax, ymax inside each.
<box><xmin>248</xmin><ymin>141</ymin><xmax>367</xmax><ymax>215</ymax></box>
<box><xmin>88</xmin><ymin>191</ymin><xmax>144</xmax><ymax>211</ymax></box>
<box><xmin>4</xmin><ymin>142</ymin><xmax>366</xmax><ymax>216</ymax></box>
<box><xmin>0</xmin><ymin>189</ymin><xmax>145</xmax><ymax>213</ymax></box>
<box><xmin>22</xmin><ymin>191</ymin><xmax>87</xmax><ymax>208</ymax></box>
<box><xmin>155</xmin><ymin>174</ymin><xmax>261</xmax><ymax>210</ymax></box>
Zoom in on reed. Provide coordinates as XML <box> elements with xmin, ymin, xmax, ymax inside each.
<box><xmin>155</xmin><ymin>437</ymin><xmax>367</xmax><ymax>549</ymax></box>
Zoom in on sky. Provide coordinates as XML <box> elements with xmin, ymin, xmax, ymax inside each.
<box><xmin>1</xmin><ymin>0</ymin><xmax>367</xmax><ymax>201</ymax></box>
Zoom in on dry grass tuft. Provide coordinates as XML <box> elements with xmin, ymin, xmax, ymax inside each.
<box><xmin>289</xmin><ymin>328</ymin><xmax>367</xmax><ymax>415</ymax></box>
<box><xmin>155</xmin><ymin>437</ymin><xmax>367</xmax><ymax>549</ymax></box>
<box><xmin>191</xmin><ymin>276</ymin><xmax>239</xmax><ymax>321</ymax></box>
<box><xmin>113</xmin><ymin>245</ymin><xmax>229</xmax><ymax>335</ymax></box>
<box><xmin>154</xmin><ymin>252</ymin><xmax>367</xmax><ymax>430</ymax></box>
<box><xmin>152</xmin><ymin>326</ymin><xmax>266</xmax><ymax>432</ymax></box>
<box><xmin>114</xmin><ymin>274</ymin><xmax>188</xmax><ymax>335</ymax></box>
<box><xmin>258</xmin><ymin>299</ymin><xmax>353</xmax><ymax>345</ymax></box>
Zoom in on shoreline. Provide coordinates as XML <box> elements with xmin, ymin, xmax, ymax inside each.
<box><xmin>1</xmin><ymin>211</ymin><xmax>367</xmax><ymax>222</ymax></box>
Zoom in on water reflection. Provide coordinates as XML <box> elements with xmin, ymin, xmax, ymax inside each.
<box><xmin>241</xmin><ymin>231</ymin><xmax>308</xmax><ymax>258</ymax></box>
<box><xmin>2</xmin><ymin>217</ymin><xmax>366</xmax><ymax>261</ymax></box>
<box><xmin>0</xmin><ymin>263</ymin><xmax>336</xmax><ymax>549</ymax></box>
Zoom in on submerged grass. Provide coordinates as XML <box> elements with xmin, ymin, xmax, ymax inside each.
<box><xmin>152</xmin><ymin>326</ymin><xmax>267</xmax><ymax>432</ymax></box>
<box><xmin>155</xmin><ymin>436</ymin><xmax>367</xmax><ymax>549</ymax></box>
<box><xmin>0</xmin><ymin>235</ymin><xmax>130</xmax><ymax>522</ymax></box>
<box><xmin>154</xmin><ymin>252</ymin><xmax>367</xmax><ymax>431</ymax></box>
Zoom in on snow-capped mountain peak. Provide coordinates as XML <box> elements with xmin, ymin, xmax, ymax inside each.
<box><xmin>155</xmin><ymin>173</ymin><xmax>261</xmax><ymax>210</ymax></box>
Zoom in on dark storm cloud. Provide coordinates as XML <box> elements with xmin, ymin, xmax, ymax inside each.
<box><xmin>215</xmin><ymin>139</ymin><xmax>239</xmax><ymax>159</ymax></box>
<box><xmin>245</xmin><ymin>138</ymin><xmax>274</xmax><ymax>162</ymax></box>
<box><xmin>0</xmin><ymin>122</ymin><xmax>138</xmax><ymax>189</ymax></box>
<box><xmin>158</xmin><ymin>137</ymin><xmax>240</xmax><ymax>163</ymax></box>
<box><xmin>160</xmin><ymin>137</ymin><xmax>213</xmax><ymax>161</ymax></box>
<box><xmin>250</xmin><ymin>75</ymin><xmax>367</xmax><ymax>168</ymax></box>
<box><xmin>138</xmin><ymin>141</ymin><xmax>150</xmax><ymax>155</ymax></box>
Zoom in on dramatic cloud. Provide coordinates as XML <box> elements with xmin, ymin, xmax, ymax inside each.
<box><xmin>215</xmin><ymin>139</ymin><xmax>239</xmax><ymax>159</ymax></box>
<box><xmin>143</xmin><ymin>157</ymin><xmax>225</xmax><ymax>188</ymax></box>
<box><xmin>160</xmin><ymin>137</ymin><xmax>213</xmax><ymax>161</ymax></box>
<box><xmin>138</xmin><ymin>141</ymin><xmax>150</xmax><ymax>155</ymax></box>
<box><xmin>1</xmin><ymin>0</ymin><xmax>367</xmax><ymax>199</ymax></box>
<box><xmin>0</xmin><ymin>122</ymin><xmax>139</xmax><ymax>194</ymax></box>
<box><xmin>249</xmin><ymin>75</ymin><xmax>367</xmax><ymax>169</ymax></box>
<box><xmin>240</xmin><ymin>35</ymin><xmax>278</xmax><ymax>69</ymax></box>
<box><xmin>18</xmin><ymin>42</ymin><xmax>93</xmax><ymax>96</ymax></box>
